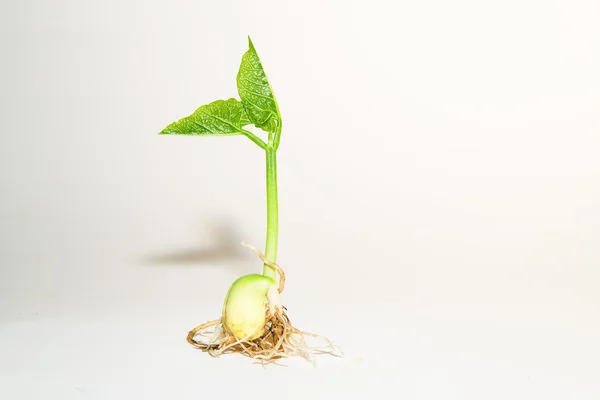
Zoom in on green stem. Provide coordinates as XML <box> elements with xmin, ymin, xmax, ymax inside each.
<box><xmin>264</xmin><ymin>146</ymin><xmax>278</xmax><ymax>279</ymax></box>
<box><xmin>263</xmin><ymin>124</ymin><xmax>281</xmax><ymax>279</ymax></box>
<box><xmin>241</xmin><ymin>129</ymin><xmax>266</xmax><ymax>149</ymax></box>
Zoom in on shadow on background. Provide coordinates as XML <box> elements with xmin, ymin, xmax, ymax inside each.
<box><xmin>141</xmin><ymin>221</ymin><xmax>252</xmax><ymax>270</ymax></box>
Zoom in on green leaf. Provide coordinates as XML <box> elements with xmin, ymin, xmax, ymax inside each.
<box><xmin>159</xmin><ymin>98</ymin><xmax>252</xmax><ymax>136</ymax></box>
<box><xmin>236</xmin><ymin>37</ymin><xmax>281</xmax><ymax>133</ymax></box>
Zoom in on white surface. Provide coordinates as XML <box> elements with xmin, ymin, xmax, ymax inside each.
<box><xmin>1</xmin><ymin>0</ymin><xmax>599</xmax><ymax>398</ymax></box>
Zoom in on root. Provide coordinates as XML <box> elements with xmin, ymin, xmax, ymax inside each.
<box><xmin>186</xmin><ymin>242</ymin><xmax>342</xmax><ymax>365</ymax></box>
<box><xmin>240</xmin><ymin>241</ymin><xmax>285</xmax><ymax>294</ymax></box>
<box><xmin>187</xmin><ymin>308</ymin><xmax>342</xmax><ymax>366</ymax></box>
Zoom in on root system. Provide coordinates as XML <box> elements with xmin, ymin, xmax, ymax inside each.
<box><xmin>186</xmin><ymin>243</ymin><xmax>342</xmax><ymax>366</ymax></box>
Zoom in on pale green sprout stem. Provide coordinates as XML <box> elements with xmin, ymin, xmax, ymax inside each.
<box><xmin>263</xmin><ymin>122</ymin><xmax>282</xmax><ymax>280</ymax></box>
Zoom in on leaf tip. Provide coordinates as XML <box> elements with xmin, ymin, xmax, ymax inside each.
<box><xmin>247</xmin><ymin>35</ymin><xmax>255</xmax><ymax>51</ymax></box>
<box><xmin>158</xmin><ymin>122</ymin><xmax>177</xmax><ymax>135</ymax></box>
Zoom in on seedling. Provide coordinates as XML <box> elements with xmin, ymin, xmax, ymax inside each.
<box><xmin>159</xmin><ymin>38</ymin><xmax>340</xmax><ymax>365</ymax></box>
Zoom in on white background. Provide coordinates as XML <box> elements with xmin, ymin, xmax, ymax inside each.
<box><xmin>1</xmin><ymin>0</ymin><xmax>599</xmax><ymax>398</ymax></box>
